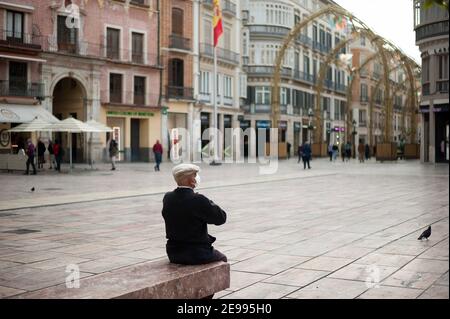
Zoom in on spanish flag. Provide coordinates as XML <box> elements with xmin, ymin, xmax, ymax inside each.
<box><xmin>213</xmin><ymin>0</ymin><xmax>223</xmax><ymax>47</ymax></box>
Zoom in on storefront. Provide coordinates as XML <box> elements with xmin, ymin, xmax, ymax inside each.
<box><xmin>105</xmin><ymin>109</ymin><xmax>159</xmax><ymax>162</ymax></box>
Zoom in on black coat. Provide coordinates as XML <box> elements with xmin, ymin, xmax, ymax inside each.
<box><xmin>162</xmin><ymin>188</ymin><xmax>227</xmax><ymax>264</ymax></box>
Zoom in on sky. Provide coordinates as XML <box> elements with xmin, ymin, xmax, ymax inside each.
<box><xmin>334</xmin><ymin>0</ymin><xmax>421</xmax><ymax>63</ymax></box>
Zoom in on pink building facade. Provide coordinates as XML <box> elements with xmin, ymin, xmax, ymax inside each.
<box><xmin>0</xmin><ymin>0</ymin><xmax>162</xmax><ymax>162</ymax></box>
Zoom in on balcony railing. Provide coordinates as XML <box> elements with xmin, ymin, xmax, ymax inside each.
<box><xmin>0</xmin><ymin>80</ymin><xmax>44</xmax><ymax>99</ymax></box>
<box><xmin>169</xmin><ymin>34</ymin><xmax>191</xmax><ymax>51</ymax></box>
<box><xmin>248</xmin><ymin>25</ymin><xmax>290</xmax><ymax>38</ymax></box>
<box><xmin>200</xmin><ymin>43</ymin><xmax>240</xmax><ymax>65</ymax></box>
<box><xmin>335</xmin><ymin>83</ymin><xmax>347</xmax><ymax>93</ymax></box>
<box><xmin>293</xmin><ymin>70</ymin><xmax>315</xmax><ymax>84</ymax></box>
<box><xmin>203</xmin><ymin>0</ymin><xmax>236</xmax><ymax>16</ymax></box>
<box><xmin>245</xmin><ymin>66</ymin><xmax>292</xmax><ymax>78</ymax></box>
<box><xmin>101</xmin><ymin>90</ymin><xmax>159</xmax><ymax>106</ymax></box>
<box><xmin>166</xmin><ymin>86</ymin><xmax>194</xmax><ymax>100</ymax></box>
<box><xmin>39</xmin><ymin>35</ymin><xmax>159</xmax><ymax>66</ymax></box>
<box><xmin>360</xmin><ymin>96</ymin><xmax>369</xmax><ymax>103</ymax></box>
<box><xmin>437</xmin><ymin>80</ymin><xmax>449</xmax><ymax>94</ymax></box>
<box><xmin>0</xmin><ymin>29</ymin><xmax>42</xmax><ymax>51</ymax></box>
<box><xmin>416</xmin><ymin>20</ymin><xmax>449</xmax><ymax>42</ymax></box>
<box><xmin>312</xmin><ymin>41</ymin><xmax>330</xmax><ymax>54</ymax></box>
<box><xmin>296</xmin><ymin>34</ymin><xmax>313</xmax><ymax>47</ymax></box>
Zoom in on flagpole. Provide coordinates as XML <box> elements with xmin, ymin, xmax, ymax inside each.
<box><xmin>211</xmin><ymin>44</ymin><xmax>221</xmax><ymax>165</ymax></box>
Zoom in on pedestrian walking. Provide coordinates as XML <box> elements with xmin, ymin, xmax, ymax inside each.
<box><xmin>37</xmin><ymin>138</ymin><xmax>46</xmax><ymax>169</ymax></box>
<box><xmin>365</xmin><ymin>143</ymin><xmax>370</xmax><ymax>160</ymax></box>
<box><xmin>24</xmin><ymin>139</ymin><xmax>37</xmax><ymax>175</ymax></box>
<box><xmin>53</xmin><ymin>140</ymin><xmax>63</xmax><ymax>172</ymax></box>
<box><xmin>297</xmin><ymin>144</ymin><xmax>303</xmax><ymax>163</ymax></box>
<box><xmin>358</xmin><ymin>141</ymin><xmax>365</xmax><ymax>163</ymax></box>
<box><xmin>287</xmin><ymin>142</ymin><xmax>291</xmax><ymax>159</ymax></box>
<box><xmin>109</xmin><ymin>139</ymin><xmax>119</xmax><ymax>171</ymax></box>
<box><xmin>153</xmin><ymin>140</ymin><xmax>163</xmax><ymax>171</ymax></box>
<box><xmin>328</xmin><ymin>144</ymin><xmax>333</xmax><ymax>162</ymax></box>
<box><xmin>302</xmin><ymin>142</ymin><xmax>312</xmax><ymax>169</ymax></box>
<box><xmin>345</xmin><ymin>141</ymin><xmax>352</xmax><ymax>161</ymax></box>
<box><xmin>48</xmin><ymin>140</ymin><xmax>54</xmax><ymax>169</ymax></box>
<box><xmin>332</xmin><ymin>144</ymin><xmax>338</xmax><ymax>162</ymax></box>
<box><xmin>341</xmin><ymin>143</ymin><xmax>346</xmax><ymax>162</ymax></box>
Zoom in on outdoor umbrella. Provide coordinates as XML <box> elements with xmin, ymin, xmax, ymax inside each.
<box><xmin>43</xmin><ymin>117</ymin><xmax>103</xmax><ymax>171</ymax></box>
<box><xmin>8</xmin><ymin>117</ymin><xmax>56</xmax><ymax>133</ymax></box>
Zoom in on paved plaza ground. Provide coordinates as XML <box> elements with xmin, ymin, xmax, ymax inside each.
<box><xmin>0</xmin><ymin>158</ymin><xmax>448</xmax><ymax>299</ymax></box>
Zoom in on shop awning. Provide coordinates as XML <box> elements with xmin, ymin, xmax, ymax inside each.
<box><xmin>0</xmin><ymin>104</ymin><xmax>59</xmax><ymax>123</ymax></box>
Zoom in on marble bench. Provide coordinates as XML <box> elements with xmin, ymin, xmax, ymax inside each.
<box><xmin>14</xmin><ymin>259</ymin><xmax>230</xmax><ymax>299</ymax></box>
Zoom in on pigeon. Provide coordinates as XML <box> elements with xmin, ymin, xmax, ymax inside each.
<box><xmin>30</xmin><ymin>187</ymin><xmax>35</xmax><ymax>192</ymax></box>
<box><xmin>418</xmin><ymin>226</ymin><xmax>431</xmax><ymax>240</ymax></box>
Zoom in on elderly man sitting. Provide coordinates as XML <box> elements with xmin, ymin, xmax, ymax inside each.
<box><xmin>162</xmin><ymin>163</ymin><xmax>227</xmax><ymax>265</ymax></box>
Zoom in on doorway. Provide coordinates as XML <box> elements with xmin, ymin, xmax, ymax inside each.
<box><xmin>131</xmin><ymin>119</ymin><xmax>140</xmax><ymax>162</ymax></box>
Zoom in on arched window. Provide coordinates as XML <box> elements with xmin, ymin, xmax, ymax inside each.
<box><xmin>172</xmin><ymin>8</ymin><xmax>184</xmax><ymax>36</ymax></box>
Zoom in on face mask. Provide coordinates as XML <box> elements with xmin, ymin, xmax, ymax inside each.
<box><xmin>194</xmin><ymin>174</ymin><xmax>201</xmax><ymax>187</ymax></box>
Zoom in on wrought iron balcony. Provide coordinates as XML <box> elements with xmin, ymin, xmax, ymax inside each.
<box><xmin>293</xmin><ymin>70</ymin><xmax>315</xmax><ymax>84</ymax></box>
<box><xmin>166</xmin><ymin>86</ymin><xmax>194</xmax><ymax>100</ymax></box>
<box><xmin>245</xmin><ymin>66</ymin><xmax>292</xmax><ymax>78</ymax></box>
<box><xmin>200</xmin><ymin>43</ymin><xmax>240</xmax><ymax>65</ymax></box>
<box><xmin>0</xmin><ymin>29</ymin><xmax>42</xmax><ymax>51</ymax></box>
<box><xmin>437</xmin><ymin>80</ymin><xmax>449</xmax><ymax>94</ymax></box>
<box><xmin>415</xmin><ymin>20</ymin><xmax>449</xmax><ymax>42</ymax></box>
<box><xmin>0</xmin><ymin>80</ymin><xmax>44</xmax><ymax>99</ymax></box>
<box><xmin>169</xmin><ymin>34</ymin><xmax>191</xmax><ymax>51</ymax></box>
<box><xmin>248</xmin><ymin>25</ymin><xmax>290</xmax><ymax>38</ymax></box>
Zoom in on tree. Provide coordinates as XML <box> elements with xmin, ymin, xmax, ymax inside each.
<box><xmin>424</xmin><ymin>0</ymin><xmax>449</xmax><ymax>11</ymax></box>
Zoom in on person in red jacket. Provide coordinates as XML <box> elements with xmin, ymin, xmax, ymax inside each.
<box><xmin>153</xmin><ymin>140</ymin><xmax>163</xmax><ymax>171</ymax></box>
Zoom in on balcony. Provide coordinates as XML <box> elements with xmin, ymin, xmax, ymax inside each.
<box><xmin>359</xmin><ymin>122</ymin><xmax>367</xmax><ymax>128</ymax></box>
<box><xmin>335</xmin><ymin>83</ymin><xmax>347</xmax><ymax>93</ymax></box>
<box><xmin>296</xmin><ymin>34</ymin><xmax>313</xmax><ymax>47</ymax></box>
<box><xmin>293</xmin><ymin>70</ymin><xmax>315</xmax><ymax>84</ymax></box>
<box><xmin>129</xmin><ymin>0</ymin><xmax>151</xmax><ymax>7</ymax></box>
<box><xmin>166</xmin><ymin>86</ymin><xmax>194</xmax><ymax>100</ymax></box>
<box><xmin>248</xmin><ymin>25</ymin><xmax>290</xmax><ymax>39</ymax></box>
<box><xmin>169</xmin><ymin>34</ymin><xmax>191</xmax><ymax>51</ymax></box>
<box><xmin>416</xmin><ymin>20</ymin><xmax>449</xmax><ymax>42</ymax></box>
<box><xmin>245</xmin><ymin>66</ymin><xmax>292</xmax><ymax>78</ymax></box>
<box><xmin>102</xmin><ymin>90</ymin><xmax>159</xmax><ymax>107</ymax></box>
<box><xmin>312</xmin><ymin>41</ymin><xmax>330</xmax><ymax>54</ymax></box>
<box><xmin>0</xmin><ymin>80</ymin><xmax>44</xmax><ymax>99</ymax></box>
<box><xmin>40</xmin><ymin>36</ymin><xmax>159</xmax><ymax>66</ymax></box>
<box><xmin>360</xmin><ymin>96</ymin><xmax>369</xmax><ymax>103</ymax></box>
<box><xmin>0</xmin><ymin>30</ymin><xmax>42</xmax><ymax>51</ymax></box>
<box><xmin>203</xmin><ymin>0</ymin><xmax>236</xmax><ymax>16</ymax></box>
<box><xmin>242</xmin><ymin>104</ymin><xmax>287</xmax><ymax>114</ymax></box>
<box><xmin>200</xmin><ymin>43</ymin><xmax>240</xmax><ymax>65</ymax></box>
<box><xmin>437</xmin><ymin>80</ymin><xmax>449</xmax><ymax>94</ymax></box>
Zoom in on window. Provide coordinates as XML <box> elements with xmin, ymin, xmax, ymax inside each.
<box><xmin>312</xmin><ymin>24</ymin><xmax>318</xmax><ymax>43</ymax></box>
<box><xmin>438</xmin><ymin>55</ymin><xmax>449</xmax><ymax>79</ymax></box>
<box><xmin>239</xmin><ymin>73</ymin><xmax>247</xmax><ymax>98</ymax></box>
<box><xmin>58</xmin><ymin>15</ymin><xmax>78</xmax><ymax>53</ymax></box>
<box><xmin>106</xmin><ymin>28</ymin><xmax>120</xmax><ymax>60</ymax></box>
<box><xmin>256</xmin><ymin>87</ymin><xmax>271</xmax><ymax>105</ymax></box>
<box><xmin>242</xmin><ymin>30</ymin><xmax>249</xmax><ymax>56</ymax></box>
<box><xmin>360</xmin><ymin>84</ymin><xmax>368</xmax><ymax>101</ymax></box>
<box><xmin>131</xmin><ymin>32</ymin><xmax>144</xmax><ymax>63</ymax></box>
<box><xmin>109</xmin><ymin>73</ymin><xmax>123</xmax><ymax>103</ymax></box>
<box><xmin>172</xmin><ymin>8</ymin><xmax>184</xmax><ymax>36</ymax></box>
<box><xmin>203</xmin><ymin>19</ymin><xmax>212</xmax><ymax>45</ymax></box>
<box><xmin>359</xmin><ymin>110</ymin><xmax>367</xmax><ymax>125</ymax></box>
<box><xmin>200</xmin><ymin>71</ymin><xmax>210</xmax><ymax>95</ymax></box>
<box><xmin>422</xmin><ymin>57</ymin><xmax>430</xmax><ymax>82</ymax></box>
<box><xmin>169</xmin><ymin>59</ymin><xmax>184</xmax><ymax>87</ymax></box>
<box><xmin>224</xmin><ymin>27</ymin><xmax>231</xmax><ymax>50</ymax></box>
<box><xmin>134</xmin><ymin>76</ymin><xmax>146</xmax><ymax>105</ymax></box>
<box><xmin>223</xmin><ymin>76</ymin><xmax>232</xmax><ymax>98</ymax></box>
<box><xmin>6</xmin><ymin>10</ymin><xmax>24</xmax><ymax>43</ymax></box>
<box><xmin>9</xmin><ymin>61</ymin><xmax>27</xmax><ymax>95</ymax></box>
<box><xmin>334</xmin><ymin>99</ymin><xmax>340</xmax><ymax>120</ymax></box>
<box><xmin>303</xmin><ymin>55</ymin><xmax>310</xmax><ymax>74</ymax></box>
<box><xmin>280</xmin><ymin>88</ymin><xmax>287</xmax><ymax>106</ymax></box>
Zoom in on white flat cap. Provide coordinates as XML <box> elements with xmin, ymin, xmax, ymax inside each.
<box><xmin>172</xmin><ymin>163</ymin><xmax>200</xmax><ymax>178</ymax></box>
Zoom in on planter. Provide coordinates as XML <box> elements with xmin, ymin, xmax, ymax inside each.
<box><xmin>376</xmin><ymin>143</ymin><xmax>397</xmax><ymax>161</ymax></box>
<box><xmin>404</xmin><ymin>144</ymin><xmax>420</xmax><ymax>159</ymax></box>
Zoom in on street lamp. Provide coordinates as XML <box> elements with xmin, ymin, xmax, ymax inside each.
<box><xmin>352</xmin><ymin>119</ymin><xmax>357</xmax><ymax>159</ymax></box>
<box><xmin>308</xmin><ymin>108</ymin><xmax>313</xmax><ymax>143</ymax></box>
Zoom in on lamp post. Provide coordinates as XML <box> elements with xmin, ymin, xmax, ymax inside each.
<box><xmin>352</xmin><ymin>119</ymin><xmax>357</xmax><ymax>159</ymax></box>
<box><xmin>308</xmin><ymin>108</ymin><xmax>313</xmax><ymax>143</ymax></box>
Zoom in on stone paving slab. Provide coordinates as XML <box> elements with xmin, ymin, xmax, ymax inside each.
<box><xmin>0</xmin><ymin>159</ymin><xmax>448</xmax><ymax>299</ymax></box>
